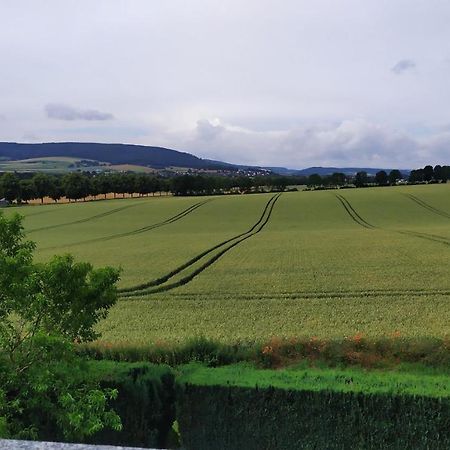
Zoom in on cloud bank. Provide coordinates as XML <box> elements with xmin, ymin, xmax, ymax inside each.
<box><xmin>45</xmin><ymin>104</ymin><xmax>114</xmax><ymax>121</ymax></box>
<box><xmin>162</xmin><ymin>118</ymin><xmax>447</xmax><ymax>169</ymax></box>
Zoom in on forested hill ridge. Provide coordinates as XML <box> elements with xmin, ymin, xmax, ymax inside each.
<box><xmin>0</xmin><ymin>142</ymin><xmax>226</xmax><ymax>170</ymax></box>
<box><xmin>0</xmin><ymin>142</ymin><xmax>413</xmax><ymax>176</ymax></box>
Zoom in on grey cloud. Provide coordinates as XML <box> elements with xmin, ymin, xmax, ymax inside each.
<box><xmin>179</xmin><ymin>119</ymin><xmax>437</xmax><ymax>168</ymax></box>
<box><xmin>195</xmin><ymin>119</ymin><xmax>225</xmax><ymax>141</ymax></box>
<box><xmin>391</xmin><ymin>59</ymin><xmax>416</xmax><ymax>74</ymax></box>
<box><xmin>45</xmin><ymin>103</ymin><xmax>114</xmax><ymax>121</ymax></box>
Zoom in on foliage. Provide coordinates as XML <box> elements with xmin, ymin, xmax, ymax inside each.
<box><xmin>0</xmin><ymin>211</ymin><xmax>121</xmax><ymax>440</ymax></box>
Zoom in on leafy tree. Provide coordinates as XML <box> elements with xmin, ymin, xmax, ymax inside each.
<box><xmin>432</xmin><ymin>165</ymin><xmax>448</xmax><ymax>183</ymax></box>
<box><xmin>388</xmin><ymin>169</ymin><xmax>402</xmax><ymax>185</ymax></box>
<box><xmin>49</xmin><ymin>177</ymin><xmax>63</xmax><ymax>203</ymax></box>
<box><xmin>0</xmin><ymin>173</ymin><xmax>21</xmax><ymax>203</ymax></box>
<box><xmin>330</xmin><ymin>172</ymin><xmax>346</xmax><ymax>186</ymax></box>
<box><xmin>0</xmin><ymin>212</ymin><xmax>121</xmax><ymax>440</ymax></box>
<box><xmin>307</xmin><ymin>174</ymin><xmax>322</xmax><ymax>187</ymax></box>
<box><xmin>19</xmin><ymin>179</ymin><xmax>35</xmax><ymax>203</ymax></box>
<box><xmin>63</xmin><ymin>173</ymin><xmax>90</xmax><ymax>201</ymax></box>
<box><xmin>375</xmin><ymin>170</ymin><xmax>388</xmax><ymax>185</ymax></box>
<box><xmin>354</xmin><ymin>171</ymin><xmax>368</xmax><ymax>188</ymax></box>
<box><xmin>423</xmin><ymin>165</ymin><xmax>434</xmax><ymax>182</ymax></box>
<box><xmin>32</xmin><ymin>173</ymin><xmax>54</xmax><ymax>204</ymax></box>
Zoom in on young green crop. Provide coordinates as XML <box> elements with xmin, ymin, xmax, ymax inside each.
<box><xmin>9</xmin><ymin>183</ymin><xmax>450</xmax><ymax>344</ymax></box>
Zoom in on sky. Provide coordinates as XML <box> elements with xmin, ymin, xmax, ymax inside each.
<box><xmin>1</xmin><ymin>0</ymin><xmax>450</xmax><ymax>169</ymax></box>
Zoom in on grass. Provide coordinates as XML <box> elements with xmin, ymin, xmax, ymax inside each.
<box><xmin>7</xmin><ymin>183</ymin><xmax>450</xmax><ymax>344</ymax></box>
<box><xmin>0</xmin><ymin>157</ymin><xmax>95</xmax><ymax>173</ymax></box>
<box><xmin>178</xmin><ymin>362</ymin><xmax>450</xmax><ymax>398</ymax></box>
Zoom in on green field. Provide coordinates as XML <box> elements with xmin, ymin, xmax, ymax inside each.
<box><xmin>6</xmin><ymin>183</ymin><xmax>450</xmax><ymax>344</ymax></box>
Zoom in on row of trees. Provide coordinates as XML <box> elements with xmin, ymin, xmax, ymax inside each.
<box><xmin>306</xmin><ymin>169</ymin><xmax>404</xmax><ymax>188</ymax></box>
<box><xmin>0</xmin><ymin>172</ymin><xmax>297</xmax><ymax>203</ymax></box>
<box><xmin>408</xmin><ymin>165</ymin><xmax>449</xmax><ymax>183</ymax></box>
<box><xmin>0</xmin><ymin>164</ymin><xmax>448</xmax><ymax>203</ymax></box>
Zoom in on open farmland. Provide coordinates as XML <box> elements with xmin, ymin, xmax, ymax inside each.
<box><xmin>6</xmin><ymin>183</ymin><xmax>450</xmax><ymax>344</ymax></box>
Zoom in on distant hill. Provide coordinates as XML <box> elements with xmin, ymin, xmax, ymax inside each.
<box><xmin>0</xmin><ymin>142</ymin><xmax>410</xmax><ymax>176</ymax></box>
<box><xmin>0</xmin><ymin>142</ymin><xmax>227</xmax><ymax>170</ymax></box>
<box><xmin>268</xmin><ymin>166</ymin><xmax>411</xmax><ymax>176</ymax></box>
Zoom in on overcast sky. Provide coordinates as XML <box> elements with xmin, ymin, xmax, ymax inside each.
<box><xmin>1</xmin><ymin>0</ymin><xmax>450</xmax><ymax>168</ymax></box>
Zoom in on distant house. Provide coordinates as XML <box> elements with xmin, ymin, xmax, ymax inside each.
<box><xmin>0</xmin><ymin>198</ymin><xmax>8</xmax><ymax>207</ymax></box>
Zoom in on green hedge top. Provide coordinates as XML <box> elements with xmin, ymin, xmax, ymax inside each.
<box><xmin>85</xmin><ymin>360</ymin><xmax>174</xmax><ymax>383</ymax></box>
<box><xmin>179</xmin><ymin>363</ymin><xmax>450</xmax><ymax>398</ymax></box>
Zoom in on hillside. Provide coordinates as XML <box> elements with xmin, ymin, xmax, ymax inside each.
<box><xmin>0</xmin><ymin>142</ymin><xmax>225</xmax><ymax>170</ymax></box>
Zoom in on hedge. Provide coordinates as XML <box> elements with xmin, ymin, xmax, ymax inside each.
<box><xmin>177</xmin><ymin>364</ymin><xmax>450</xmax><ymax>450</ymax></box>
<box><xmin>86</xmin><ymin>361</ymin><xmax>175</xmax><ymax>449</ymax></box>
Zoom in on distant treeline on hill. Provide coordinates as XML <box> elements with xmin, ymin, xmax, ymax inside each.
<box><xmin>305</xmin><ymin>164</ymin><xmax>449</xmax><ymax>188</ymax></box>
<box><xmin>0</xmin><ymin>164</ymin><xmax>447</xmax><ymax>203</ymax></box>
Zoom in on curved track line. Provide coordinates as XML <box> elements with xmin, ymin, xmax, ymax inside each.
<box><xmin>336</xmin><ymin>194</ymin><xmax>450</xmax><ymax>247</ymax></box>
<box><xmin>119</xmin><ymin>194</ymin><xmax>281</xmax><ymax>297</ymax></box>
<box><xmin>335</xmin><ymin>194</ymin><xmax>376</xmax><ymax>229</ymax></box>
<box><xmin>404</xmin><ymin>193</ymin><xmax>450</xmax><ymax>219</ymax></box>
<box><xmin>40</xmin><ymin>199</ymin><xmax>211</xmax><ymax>250</ymax></box>
<box><xmin>28</xmin><ymin>201</ymin><xmax>143</xmax><ymax>233</ymax></box>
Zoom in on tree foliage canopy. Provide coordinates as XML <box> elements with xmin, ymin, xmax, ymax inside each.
<box><xmin>0</xmin><ymin>211</ymin><xmax>121</xmax><ymax>440</ymax></box>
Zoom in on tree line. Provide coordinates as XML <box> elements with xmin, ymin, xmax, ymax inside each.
<box><xmin>306</xmin><ymin>165</ymin><xmax>449</xmax><ymax>188</ymax></box>
<box><xmin>0</xmin><ymin>172</ymin><xmax>298</xmax><ymax>203</ymax></box>
<box><xmin>0</xmin><ymin>164</ymin><xmax>448</xmax><ymax>204</ymax></box>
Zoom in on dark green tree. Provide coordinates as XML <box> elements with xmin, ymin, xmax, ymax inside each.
<box><xmin>0</xmin><ymin>212</ymin><xmax>121</xmax><ymax>440</ymax></box>
<box><xmin>423</xmin><ymin>165</ymin><xmax>434</xmax><ymax>182</ymax></box>
<box><xmin>354</xmin><ymin>171</ymin><xmax>368</xmax><ymax>188</ymax></box>
<box><xmin>307</xmin><ymin>173</ymin><xmax>322</xmax><ymax>187</ymax></box>
<box><xmin>63</xmin><ymin>173</ymin><xmax>90</xmax><ymax>201</ymax></box>
<box><xmin>388</xmin><ymin>169</ymin><xmax>402</xmax><ymax>185</ymax></box>
<box><xmin>32</xmin><ymin>173</ymin><xmax>54</xmax><ymax>203</ymax></box>
<box><xmin>375</xmin><ymin>170</ymin><xmax>388</xmax><ymax>185</ymax></box>
<box><xmin>0</xmin><ymin>173</ymin><xmax>21</xmax><ymax>203</ymax></box>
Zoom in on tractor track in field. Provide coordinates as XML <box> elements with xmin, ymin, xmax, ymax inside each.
<box><xmin>335</xmin><ymin>194</ymin><xmax>376</xmax><ymax>229</ymax></box>
<box><xmin>335</xmin><ymin>194</ymin><xmax>450</xmax><ymax>247</ymax></box>
<box><xmin>41</xmin><ymin>199</ymin><xmax>211</xmax><ymax>251</ymax></box>
<box><xmin>119</xmin><ymin>193</ymin><xmax>282</xmax><ymax>297</ymax></box>
<box><xmin>163</xmin><ymin>288</ymin><xmax>450</xmax><ymax>300</ymax></box>
<box><xmin>28</xmin><ymin>201</ymin><xmax>143</xmax><ymax>234</ymax></box>
<box><xmin>404</xmin><ymin>193</ymin><xmax>450</xmax><ymax>219</ymax></box>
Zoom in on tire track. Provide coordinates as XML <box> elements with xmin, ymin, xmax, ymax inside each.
<box><xmin>119</xmin><ymin>194</ymin><xmax>281</xmax><ymax>297</ymax></box>
<box><xmin>404</xmin><ymin>193</ymin><xmax>450</xmax><ymax>219</ymax></box>
<box><xmin>335</xmin><ymin>194</ymin><xmax>376</xmax><ymax>229</ymax></box>
<box><xmin>159</xmin><ymin>288</ymin><xmax>450</xmax><ymax>300</ymax></box>
<box><xmin>336</xmin><ymin>194</ymin><xmax>450</xmax><ymax>247</ymax></box>
<box><xmin>28</xmin><ymin>201</ymin><xmax>143</xmax><ymax>234</ymax></box>
<box><xmin>396</xmin><ymin>229</ymin><xmax>450</xmax><ymax>246</ymax></box>
<box><xmin>41</xmin><ymin>199</ymin><xmax>211</xmax><ymax>250</ymax></box>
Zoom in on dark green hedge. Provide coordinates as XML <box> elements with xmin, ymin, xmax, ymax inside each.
<box><xmin>177</xmin><ymin>384</ymin><xmax>450</xmax><ymax>450</ymax></box>
<box><xmin>86</xmin><ymin>361</ymin><xmax>175</xmax><ymax>448</ymax></box>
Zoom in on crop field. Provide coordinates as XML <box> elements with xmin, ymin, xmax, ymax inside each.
<box><xmin>5</xmin><ymin>183</ymin><xmax>450</xmax><ymax>344</ymax></box>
